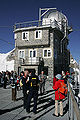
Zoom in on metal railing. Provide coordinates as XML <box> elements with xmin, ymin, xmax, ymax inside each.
<box><xmin>14</xmin><ymin>20</ymin><xmax>41</xmax><ymax>30</ymax></box>
<box><xmin>14</xmin><ymin>19</ymin><xmax>61</xmax><ymax>31</ymax></box>
<box><xmin>68</xmin><ymin>81</ymin><xmax>80</xmax><ymax>120</ymax></box>
<box><xmin>18</xmin><ymin>57</ymin><xmax>41</xmax><ymax>65</ymax></box>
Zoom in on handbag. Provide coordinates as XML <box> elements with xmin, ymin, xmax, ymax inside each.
<box><xmin>20</xmin><ymin>80</ymin><xmax>23</xmax><ymax>87</ymax></box>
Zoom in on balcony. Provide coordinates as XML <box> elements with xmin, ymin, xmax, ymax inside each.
<box><xmin>18</xmin><ymin>57</ymin><xmax>43</xmax><ymax>66</ymax></box>
<box><xmin>14</xmin><ymin>19</ymin><xmax>61</xmax><ymax>31</ymax></box>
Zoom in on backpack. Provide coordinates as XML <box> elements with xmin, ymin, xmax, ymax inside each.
<box><xmin>58</xmin><ymin>81</ymin><xmax>68</xmax><ymax>95</ymax></box>
<box><xmin>31</xmin><ymin>77</ymin><xmax>37</xmax><ymax>86</ymax></box>
<box><xmin>30</xmin><ymin>76</ymin><xmax>39</xmax><ymax>90</ymax></box>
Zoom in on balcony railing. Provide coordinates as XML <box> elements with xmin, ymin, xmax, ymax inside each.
<box><xmin>68</xmin><ymin>81</ymin><xmax>80</xmax><ymax>120</ymax></box>
<box><xmin>14</xmin><ymin>19</ymin><xmax>61</xmax><ymax>31</ymax></box>
<box><xmin>18</xmin><ymin>57</ymin><xmax>43</xmax><ymax>66</ymax></box>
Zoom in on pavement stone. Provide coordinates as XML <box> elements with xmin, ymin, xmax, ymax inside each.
<box><xmin>0</xmin><ymin>81</ymin><xmax>68</xmax><ymax>120</ymax></box>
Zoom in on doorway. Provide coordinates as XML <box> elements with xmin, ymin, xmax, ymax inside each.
<box><xmin>24</xmin><ymin>68</ymin><xmax>35</xmax><ymax>75</ymax></box>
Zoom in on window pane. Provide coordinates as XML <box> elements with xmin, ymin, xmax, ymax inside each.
<box><xmin>30</xmin><ymin>51</ymin><xmax>32</xmax><ymax>57</ymax></box>
<box><xmin>25</xmin><ymin>33</ymin><xmax>28</xmax><ymax>39</ymax></box>
<box><xmin>23</xmin><ymin>33</ymin><xmax>25</xmax><ymax>39</ymax></box>
<box><xmin>36</xmin><ymin>31</ymin><xmax>38</xmax><ymax>38</ymax></box>
<box><xmin>26</xmin><ymin>32</ymin><xmax>29</xmax><ymax>40</ymax></box>
<box><xmin>39</xmin><ymin>30</ymin><xmax>42</xmax><ymax>38</ymax></box>
<box><xmin>22</xmin><ymin>51</ymin><xmax>24</xmax><ymax>58</ymax></box>
<box><xmin>39</xmin><ymin>31</ymin><xmax>41</xmax><ymax>38</ymax></box>
<box><xmin>33</xmin><ymin>50</ymin><xmax>36</xmax><ymax>57</ymax></box>
<box><xmin>44</xmin><ymin>50</ymin><xmax>47</xmax><ymax>57</ymax></box>
<box><xmin>19</xmin><ymin>51</ymin><xmax>21</xmax><ymax>58</ymax></box>
<box><xmin>22</xmin><ymin>32</ymin><xmax>29</xmax><ymax>40</ymax></box>
<box><xmin>48</xmin><ymin>50</ymin><xmax>51</xmax><ymax>57</ymax></box>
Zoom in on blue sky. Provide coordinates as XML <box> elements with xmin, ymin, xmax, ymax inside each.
<box><xmin>0</xmin><ymin>0</ymin><xmax>80</xmax><ymax>62</ymax></box>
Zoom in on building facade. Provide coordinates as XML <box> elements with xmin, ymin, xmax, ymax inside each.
<box><xmin>14</xmin><ymin>9</ymin><xmax>72</xmax><ymax>81</ymax></box>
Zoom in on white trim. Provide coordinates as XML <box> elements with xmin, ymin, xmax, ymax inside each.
<box><xmin>22</xmin><ymin>31</ymin><xmax>29</xmax><ymax>40</ymax></box>
<box><xmin>14</xmin><ymin>25</ymin><xmax>51</xmax><ymax>32</ymax></box>
<box><xmin>35</xmin><ymin>30</ymin><xmax>42</xmax><ymax>39</ymax></box>
<box><xmin>29</xmin><ymin>49</ymin><xmax>37</xmax><ymax>64</ymax></box>
<box><xmin>18</xmin><ymin>50</ymin><xmax>25</xmax><ymax>59</ymax></box>
<box><xmin>43</xmin><ymin>48</ymin><xmax>52</xmax><ymax>58</ymax></box>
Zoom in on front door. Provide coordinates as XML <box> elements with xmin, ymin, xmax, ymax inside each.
<box><xmin>29</xmin><ymin>49</ymin><xmax>37</xmax><ymax>64</ymax></box>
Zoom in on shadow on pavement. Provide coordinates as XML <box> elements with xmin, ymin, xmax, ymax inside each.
<box><xmin>37</xmin><ymin>98</ymin><xmax>55</xmax><ymax>113</ymax></box>
<box><xmin>18</xmin><ymin>116</ymin><xmax>31</xmax><ymax>120</ymax></box>
<box><xmin>0</xmin><ymin>89</ymin><xmax>68</xmax><ymax>120</ymax></box>
<box><xmin>63</xmin><ymin>103</ymin><xmax>69</xmax><ymax>115</ymax></box>
<box><xmin>38</xmin><ymin>92</ymin><xmax>54</xmax><ymax>101</ymax></box>
<box><xmin>16</xmin><ymin>97</ymin><xmax>23</xmax><ymax>101</ymax></box>
<box><xmin>0</xmin><ymin>104</ymin><xmax>23</xmax><ymax>115</ymax></box>
<box><xmin>34</xmin><ymin>98</ymin><xmax>68</xmax><ymax>119</ymax></box>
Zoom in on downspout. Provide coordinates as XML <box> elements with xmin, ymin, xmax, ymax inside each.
<box><xmin>61</xmin><ymin>36</ymin><xmax>66</xmax><ymax>53</ymax></box>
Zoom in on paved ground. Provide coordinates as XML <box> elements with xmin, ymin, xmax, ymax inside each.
<box><xmin>0</xmin><ymin>81</ymin><xmax>69</xmax><ymax>120</ymax></box>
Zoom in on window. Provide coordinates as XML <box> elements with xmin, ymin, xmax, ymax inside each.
<box><xmin>33</xmin><ymin>50</ymin><xmax>36</xmax><ymax>57</ymax></box>
<box><xmin>30</xmin><ymin>51</ymin><xmax>32</xmax><ymax>57</ymax></box>
<box><xmin>18</xmin><ymin>50</ymin><xmax>25</xmax><ymax>59</ymax></box>
<box><xmin>48</xmin><ymin>50</ymin><xmax>51</xmax><ymax>57</ymax></box>
<box><xmin>35</xmin><ymin>30</ymin><xmax>42</xmax><ymax>39</ymax></box>
<box><xmin>22</xmin><ymin>31</ymin><xmax>29</xmax><ymax>40</ymax></box>
<box><xmin>43</xmin><ymin>49</ymin><xmax>52</xmax><ymax>58</ymax></box>
<box><xmin>29</xmin><ymin>50</ymin><xmax>37</xmax><ymax>58</ymax></box>
<box><xmin>44</xmin><ymin>50</ymin><xmax>47</xmax><ymax>57</ymax></box>
<box><xmin>29</xmin><ymin>49</ymin><xmax>37</xmax><ymax>63</ymax></box>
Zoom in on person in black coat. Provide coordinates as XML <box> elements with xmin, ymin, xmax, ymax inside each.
<box><xmin>26</xmin><ymin>70</ymin><xmax>39</xmax><ymax>114</ymax></box>
<box><xmin>22</xmin><ymin>69</ymin><xmax>29</xmax><ymax>109</ymax></box>
<box><xmin>3</xmin><ymin>72</ymin><xmax>7</xmax><ymax>89</ymax></box>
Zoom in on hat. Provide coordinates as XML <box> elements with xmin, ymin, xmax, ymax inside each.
<box><xmin>55</xmin><ymin>74</ymin><xmax>62</xmax><ymax>80</ymax></box>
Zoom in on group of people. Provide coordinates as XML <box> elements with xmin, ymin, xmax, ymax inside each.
<box><xmin>0</xmin><ymin>71</ymin><xmax>17</xmax><ymax>89</ymax></box>
<box><xmin>0</xmin><ymin>69</ymin><xmax>72</xmax><ymax>117</ymax></box>
<box><xmin>20</xmin><ymin>69</ymin><xmax>71</xmax><ymax>116</ymax></box>
<box><xmin>19</xmin><ymin>69</ymin><xmax>47</xmax><ymax>114</ymax></box>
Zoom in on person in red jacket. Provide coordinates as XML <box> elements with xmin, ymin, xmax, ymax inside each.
<box><xmin>53</xmin><ymin>77</ymin><xmax>57</xmax><ymax>87</ymax></box>
<box><xmin>66</xmin><ymin>71</ymin><xmax>70</xmax><ymax>75</ymax></box>
<box><xmin>53</xmin><ymin>74</ymin><xmax>65</xmax><ymax>117</ymax></box>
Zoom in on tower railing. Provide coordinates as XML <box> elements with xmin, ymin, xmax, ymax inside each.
<box><xmin>68</xmin><ymin>81</ymin><xmax>80</xmax><ymax>120</ymax></box>
<box><xmin>14</xmin><ymin>19</ymin><xmax>61</xmax><ymax>31</ymax></box>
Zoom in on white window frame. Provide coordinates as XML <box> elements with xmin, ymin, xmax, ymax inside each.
<box><xmin>43</xmin><ymin>48</ymin><xmax>52</xmax><ymax>58</ymax></box>
<box><xmin>29</xmin><ymin>49</ymin><xmax>37</xmax><ymax>58</ymax></box>
<box><xmin>18</xmin><ymin>50</ymin><xmax>25</xmax><ymax>59</ymax></box>
<box><xmin>35</xmin><ymin>30</ymin><xmax>42</xmax><ymax>39</ymax></box>
<box><xmin>22</xmin><ymin>31</ymin><xmax>29</xmax><ymax>41</ymax></box>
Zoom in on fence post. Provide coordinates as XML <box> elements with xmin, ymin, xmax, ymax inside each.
<box><xmin>12</xmin><ymin>84</ymin><xmax>16</xmax><ymax>101</ymax></box>
<box><xmin>71</xmin><ymin>98</ymin><xmax>74</xmax><ymax>120</ymax></box>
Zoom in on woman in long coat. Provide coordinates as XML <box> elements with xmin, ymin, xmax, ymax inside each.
<box><xmin>53</xmin><ymin>74</ymin><xmax>65</xmax><ymax>117</ymax></box>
